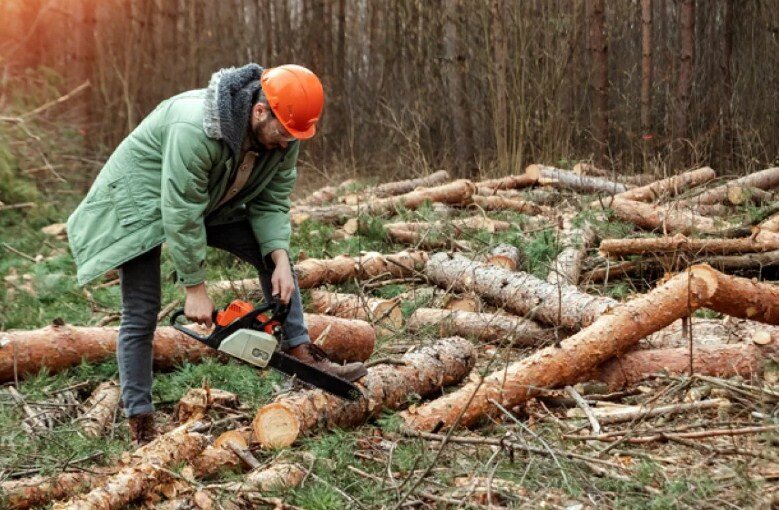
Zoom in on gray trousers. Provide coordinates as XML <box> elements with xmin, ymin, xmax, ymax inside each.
<box><xmin>117</xmin><ymin>220</ymin><xmax>310</xmax><ymax>417</ymax></box>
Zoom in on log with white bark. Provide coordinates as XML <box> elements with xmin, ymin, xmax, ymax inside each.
<box><xmin>609</xmin><ymin>167</ymin><xmax>716</xmax><ymax>203</ymax></box>
<box><xmin>547</xmin><ymin>222</ymin><xmax>597</xmax><ymax>286</ymax></box>
<box><xmin>386</xmin><ymin>216</ymin><xmax>511</xmax><ymax>233</ymax></box>
<box><xmin>52</xmin><ymin>425</ymin><xmax>209</xmax><ymax>510</ymax></box>
<box><xmin>291</xmin><ymin>179</ymin><xmax>475</xmax><ymax>225</ymax></box>
<box><xmin>402</xmin><ymin>264</ymin><xmax>779</xmax><ymax>431</ymax></box>
<box><xmin>472</xmin><ymin>195</ymin><xmax>550</xmax><ymax>215</ymax></box>
<box><xmin>252</xmin><ymin>337</ymin><xmax>476</xmax><ymax>447</ymax></box>
<box><xmin>524</xmin><ymin>164</ymin><xmax>628</xmax><ymax>194</ymax></box>
<box><xmin>407</xmin><ymin>308</ymin><xmax>555</xmax><ymax>346</ymax></box>
<box><xmin>76</xmin><ymin>381</ymin><xmax>120</xmax><ymax>437</ymax></box>
<box><xmin>599</xmin><ymin>233</ymin><xmax>779</xmax><ymax>257</ymax></box>
<box><xmin>425</xmin><ymin>252</ymin><xmax>617</xmax><ymax>331</ymax></box>
<box><xmin>2</xmin><ymin>473</ymin><xmax>94</xmax><ymax>510</ymax></box>
<box><xmin>680</xmin><ymin>167</ymin><xmax>779</xmax><ymax>206</ymax></box>
<box><xmin>759</xmin><ymin>212</ymin><xmax>779</xmax><ymax>233</ymax></box>
<box><xmin>608</xmin><ymin>198</ymin><xmax>719</xmax><ymax>235</ymax></box>
<box><xmin>486</xmin><ymin>243</ymin><xmax>523</xmax><ymax>271</ymax></box>
<box><xmin>309</xmin><ymin>290</ymin><xmax>402</xmax><ymax>336</ymax></box>
<box><xmin>567</xmin><ymin>398</ymin><xmax>730</xmax><ymax>425</ymax></box>
<box><xmin>591</xmin><ymin>344</ymin><xmax>773</xmax><ymax>390</ymax></box>
<box><xmin>372</xmin><ymin>170</ymin><xmax>451</xmax><ymax>197</ymax></box>
<box><xmin>222</xmin><ymin>461</ymin><xmax>307</xmax><ymax>493</ymax></box>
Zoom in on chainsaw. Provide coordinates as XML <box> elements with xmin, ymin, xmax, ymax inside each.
<box><xmin>171</xmin><ymin>299</ymin><xmax>362</xmax><ymax>401</ymax></box>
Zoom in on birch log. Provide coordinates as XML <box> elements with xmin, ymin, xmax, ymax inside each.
<box><xmin>608</xmin><ymin>198</ymin><xmax>719</xmax><ymax>235</ymax></box>
<box><xmin>425</xmin><ymin>252</ymin><xmax>616</xmax><ymax>330</ymax></box>
<box><xmin>407</xmin><ymin>308</ymin><xmax>555</xmax><ymax>346</ymax></box>
<box><xmin>401</xmin><ymin>266</ymin><xmax>716</xmax><ymax>431</ymax></box>
<box><xmin>599</xmin><ymin>233</ymin><xmax>779</xmax><ymax>257</ymax></box>
<box><xmin>77</xmin><ymin>381</ymin><xmax>120</xmax><ymax>437</ymax></box>
<box><xmin>402</xmin><ymin>265</ymin><xmax>778</xmax><ymax>431</ymax></box>
<box><xmin>252</xmin><ymin>337</ymin><xmax>476</xmax><ymax>447</ymax></box>
<box><xmin>52</xmin><ymin>427</ymin><xmax>209</xmax><ymax>510</ymax></box>
<box><xmin>680</xmin><ymin>167</ymin><xmax>779</xmax><ymax>206</ymax></box>
<box><xmin>591</xmin><ymin>344</ymin><xmax>772</xmax><ymax>390</ymax></box>
<box><xmin>524</xmin><ymin>164</ymin><xmax>628</xmax><ymax>194</ymax></box>
<box><xmin>547</xmin><ymin>222</ymin><xmax>597</xmax><ymax>286</ymax></box>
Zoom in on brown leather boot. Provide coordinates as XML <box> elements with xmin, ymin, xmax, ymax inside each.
<box><xmin>285</xmin><ymin>343</ymin><xmax>368</xmax><ymax>382</ymax></box>
<box><xmin>128</xmin><ymin>413</ymin><xmax>158</xmax><ymax>446</ymax></box>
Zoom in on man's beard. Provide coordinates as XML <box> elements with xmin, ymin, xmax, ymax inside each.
<box><xmin>252</xmin><ymin>117</ymin><xmax>276</xmax><ymax>150</ymax></box>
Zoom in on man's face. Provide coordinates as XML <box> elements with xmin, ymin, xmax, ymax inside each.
<box><xmin>251</xmin><ymin>103</ymin><xmax>296</xmax><ymax>150</ymax></box>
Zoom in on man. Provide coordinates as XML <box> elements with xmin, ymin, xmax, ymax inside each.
<box><xmin>67</xmin><ymin>63</ymin><xmax>366</xmax><ymax>445</ymax></box>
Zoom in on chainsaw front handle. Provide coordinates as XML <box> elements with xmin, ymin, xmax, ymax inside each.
<box><xmin>170</xmin><ymin>309</ymin><xmax>222</xmax><ymax>348</ymax></box>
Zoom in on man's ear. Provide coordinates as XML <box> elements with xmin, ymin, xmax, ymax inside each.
<box><xmin>252</xmin><ymin>102</ymin><xmax>265</xmax><ymax>120</ymax></box>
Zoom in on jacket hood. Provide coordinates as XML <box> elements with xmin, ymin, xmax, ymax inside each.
<box><xmin>203</xmin><ymin>63</ymin><xmax>264</xmax><ymax>158</ymax></box>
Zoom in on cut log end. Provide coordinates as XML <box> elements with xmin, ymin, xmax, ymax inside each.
<box><xmin>252</xmin><ymin>403</ymin><xmax>301</xmax><ymax>448</ymax></box>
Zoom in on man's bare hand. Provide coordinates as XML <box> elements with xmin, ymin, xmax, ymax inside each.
<box><xmin>184</xmin><ymin>283</ymin><xmax>214</xmax><ymax>327</ymax></box>
<box><xmin>270</xmin><ymin>250</ymin><xmax>294</xmax><ymax>304</ymax></box>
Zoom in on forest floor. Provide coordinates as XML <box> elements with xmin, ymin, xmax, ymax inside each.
<box><xmin>1</xmin><ymin>174</ymin><xmax>777</xmax><ymax>509</ymax></box>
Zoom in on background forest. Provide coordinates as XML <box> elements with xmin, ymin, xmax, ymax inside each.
<box><xmin>2</xmin><ymin>0</ymin><xmax>779</xmax><ymax>189</ymax></box>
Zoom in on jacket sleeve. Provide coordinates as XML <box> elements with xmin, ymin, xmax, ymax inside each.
<box><xmin>160</xmin><ymin>122</ymin><xmax>216</xmax><ymax>286</ymax></box>
<box><xmin>246</xmin><ymin>142</ymin><xmax>299</xmax><ymax>258</ymax></box>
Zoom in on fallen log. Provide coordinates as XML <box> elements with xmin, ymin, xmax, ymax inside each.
<box><xmin>591</xmin><ymin>344</ymin><xmax>772</xmax><ymax>390</ymax></box>
<box><xmin>76</xmin><ymin>381</ymin><xmax>120</xmax><ymax>437</ymax></box>
<box><xmin>608</xmin><ymin>198</ymin><xmax>718</xmax><ymax>235</ymax></box>
<box><xmin>726</xmin><ymin>186</ymin><xmax>772</xmax><ymax>206</ymax></box>
<box><xmin>599</xmin><ymin>233</ymin><xmax>779</xmax><ymax>257</ymax></box>
<box><xmin>566</xmin><ymin>398</ymin><xmax>729</xmax><ymax>425</ymax></box>
<box><xmin>309</xmin><ymin>290</ymin><xmax>402</xmax><ymax>336</ymax></box>
<box><xmin>698</xmin><ymin>263</ymin><xmax>779</xmax><ymax>323</ymax></box>
<box><xmin>607</xmin><ymin>167</ymin><xmax>716</xmax><ymax>203</ymax></box>
<box><xmin>524</xmin><ymin>164</ymin><xmax>628</xmax><ymax>194</ymax></box>
<box><xmin>680</xmin><ymin>167</ymin><xmax>779</xmax><ymax>206</ymax></box>
<box><xmin>640</xmin><ymin>317</ymin><xmax>779</xmax><ymax>350</ymax></box>
<box><xmin>297</xmin><ymin>178</ymin><xmax>357</xmax><ymax>206</ymax></box>
<box><xmin>472</xmin><ymin>195</ymin><xmax>550</xmax><ymax>216</ymax></box>
<box><xmin>2</xmin><ymin>473</ymin><xmax>93</xmax><ymax>510</ymax></box>
<box><xmin>52</xmin><ymin>425</ymin><xmax>209</xmax><ymax>510</ymax></box>
<box><xmin>252</xmin><ymin>337</ymin><xmax>476</xmax><ymax>448</ymax></box>
<box><xmin>386</xmin><ymin>216</ymin><xmax>511</xmax><ymax>233</ymax></box>
<box><xmin>424</xmin><ymin>252</ymin><xmax>616</xmax><ymax>330</ymax></box>
<box><xmin>385</xmin><ymin>225</ymin><xmax>459</xmax><ymax>250</ymax></box>
<box><xmin>486</xmin><ymin>244</ymin><xmax>523</xmax><ymax>271</ymax></box>
<box><xmin>291</xmin><ymin>180</ymin><xmax>475</xmax><ymax>225</ymax></box>
<box><xmin>174</xmin><ymin>388</ymin><xmax>238</xmax><ymax>423</ymax></box>
<box><xmin>475</xmin><ymin>174</ymin><xmax>537</xmax><ymax>192</ymax></box>
<box><xmin>547</xmin><ymin>222</ymin><xmax>597</xmax><ymax>286</ymax></box>
<box><xmin>760</xmin><ymin>212</ymin><xmax>779</xmax><ymax>233</ymax></box>
<box><xmin>373</xmin><ymin>170</ymin><xmax>451</xmax><ymax>197</ymax></box>
<box><xmin>222</xmin><ymin>461</ymin><xmax>307</xmax><ymax>493</ymax></box>
<box><xmin>305</xmin><ymin>314</ymin><xmax>375</xmax><ymax>363</ymax></box>
<box><xmin>0</xmin><ymin>314</ymin><xmax>372</xmax><ymax>384</ymax></box>
<box><xmin>407</xmin><ymin>308</ymin><xmax>556</xmax><ymax>346</ymax></box>
<box><xmin>401</xmin><ymin>266</ymin><xmax>717</xmax><ymax>431</ymax></box>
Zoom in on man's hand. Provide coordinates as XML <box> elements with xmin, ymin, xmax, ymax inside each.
<box><xmin>270</xmin><ymin>249</ymin><xmax>295</xmax><ymax>304</ymax></box>
<box><xmin>184</xmin><ymin>283</ymin><xmax>214</xmax><ymax>328</ymax></box>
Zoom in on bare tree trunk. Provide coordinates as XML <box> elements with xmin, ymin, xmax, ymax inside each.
<box><xmin>586</xmin><ymin>0</ymin><xmax>609</xmax><ymax>164</ymax></box>
<box><xmin>674</xmin><ymin>0</ymin><xmax>695</xmax><ymax>164</ymax></box>
<box><xmin>641</xmin><ymin>0</ymin><xmax>654</xmax><ymax>153</ymax></box>
<box><xmin>444</xmin><ymin>0</ymin><xmax>475</xmax><ymax>176</ymax></box>
<box><xmin>490</xmin><ymin>0</ymin><xmax>509</xmax><ymax>173</ymax></box>
<box><xmin>600</xmin><ymin>234</ymin><xmax>779</xmax><ymax>257</ymax></box>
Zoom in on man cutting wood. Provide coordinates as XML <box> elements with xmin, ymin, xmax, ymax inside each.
<box><xmin>67</xmin><ymin>64</ymin><xmax>367</xmax><ymax>445</ymax></box>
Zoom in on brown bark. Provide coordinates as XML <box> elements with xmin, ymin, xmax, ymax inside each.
<box><xmin>572</xmin><ymin>162</ymin><xmax>609</xmax><ymax>177</ymax></box>
<box><xmin>586</xmin><ymin>0</ymin><xmax>609</xmax><ymax>164</ymax></box>
<box><xmin>309</xmin><ymin>290</ymin><xmax>402</xmax><ymax>335</ymax></box>
<box><xmin>304</xmin><ymin>313</ymin><xmax>375</xmax><ymax>363</ymax></box>
<box><xmin>611</xmin><ymin>167</ymin><xmax>716</xmax><ymax>203</ymax></box>
<box><xmin>640</xmin><ymin>0</ymin><xmax>653</xmax><ymax>138</ymax></box>
<box><xmin>294</xmin><ymin>250</ymin><xmax>429</xmax><ymax>289</ymax></box>
<box><xmin>472</xmin><ymin>195</ymin><xmax>550</xmax><ymax>216</ymax></box>
<box><xmin>674</xmin><ymin>0</ymin><xmax>695</xmax><ymax>148</ymax></box>
<box><xmin>608</xmin><ymin>198</ymin><xmax>718</xmax><ymax>235</ymax></box>
<box><xmin>599</xmin><ymin>233</ymin><xmax>779</xmax><ymax>257</ymax></box>
<box><xmin>407</xmin><ymin>308</ymin><xmax>555</xmax><ymax>346</ymax></box>
<box><xmin>401</xmin><ymin>266</ymin><xmax>717</xmax><ymax>431</ymax></box>
<box><xmin>525</xmin><ymin>165</ymin><xmax>627</xmax><ymax>194</ymax></box>
<box><xmin>425</xmin><ymin>252</ymin><xmax>616</xmax><ymax>331</ymax></box>
<box><xmin>373</xmin><ymin>170</ymin><xmax>451</xmax><ymax>197</ymax></box>
<box><xmin>77</xmin><ymin>381</ymin><xmax>120</xmax><ymax>437</ymax></box>
<box><xmin>252</xmin><ymin>337</ymin><xmax>476</xmax><ymax>447</ymax></box>
<box><xmin>698</xmin><ymin>264</ymin><xmax>779</xmax><ymax>323</ymax></box>
<box><xmin>0</xmin><ymin>325</ymin><xmax>214</xmax><ymax>384</ymax></box>
<box><xmin>680</xmin><ymin>167</ymin><xmax>779</xmax><ymax>206</ymax></box>
<box><xmin>547</xmin><ymin>222</ymin><xmax>597</xmax><ymax>286</ymax></box>
<box><xmin>297</xmin><ymin>178</ymin><xmax>357</xmax><ymax>206</ymax></box>
<box><xmin>385</xmin><ymin>226</ymin><xmax>456</xmax><ymax>250</ymax></box>
<box><xmin>486</xmin><ymin>243</ymin><xmax>523</xmax><ymax>271</ymax></box>
<box><xmin>476</xmin><ymin>174</ymin><xmax>537</xmax><ymax>192</ymax></box>
<box><xmin>592</xmin><ymin>344</ymin><xmax>771</xmax><ymax>390</ymax></box>
<box><xmin>52</xmin><ymin>426</ymin><xmax>208</xmax><ymax>510</ymax></box>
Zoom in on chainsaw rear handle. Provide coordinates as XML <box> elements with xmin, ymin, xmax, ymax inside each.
<box><xmin>170</xmin><ymin>309</ymin><xmax>221</xmax><ymax>348</ymax></box>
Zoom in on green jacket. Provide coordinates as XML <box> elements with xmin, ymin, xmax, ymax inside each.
<box><xmin>67</xmin><ymin>89</ymin><xmax>299</xmax><ymax>286</ymax></box>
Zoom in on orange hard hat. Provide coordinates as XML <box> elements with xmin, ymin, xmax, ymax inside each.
<box><xmin>261</xmin><ymin>64</ymin><xmax>324</xmax><ymax>140</ymax></box>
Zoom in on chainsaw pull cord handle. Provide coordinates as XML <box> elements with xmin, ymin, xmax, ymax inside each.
<box><xmin>170</xmin><ymin>309</ymin><xmax>222</xmax><ymax>349</ymax></box>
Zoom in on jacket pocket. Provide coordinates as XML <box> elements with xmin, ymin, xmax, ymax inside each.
<box><xmin>107</xmin><ymin>175</ymin><xmax>142</xmax><ymax>228</ymax></box>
